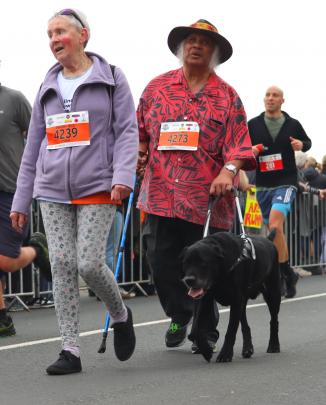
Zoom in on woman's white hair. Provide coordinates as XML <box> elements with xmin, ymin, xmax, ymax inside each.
<box><xmin>176</xmin><ymin>39</ymin><xmax>220</xmax><ymax>70</ymax></box>
<box><xmin>50</xmin><ymin>9</ymin><xmax>90</xmax><ymax>48</ymax></box>
<box><xmin>295</xmin><ymin>151</ymin><xmax>308</xmax><ymax>169</ymax></box>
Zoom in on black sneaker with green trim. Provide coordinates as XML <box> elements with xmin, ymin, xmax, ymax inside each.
<box><xmin>0</xmin><ymin>315</ymin><xmax>16</xmax><ymax>337</ymax></box>
<box><xmin>165</xmin><ymin>321</ymin><xmax>188</xmax><ymax>348</ymax></box>
<box><xmin>29</xmin><ymin>232</ymin><xmax>52</xmax><ymax>282</ymax></box>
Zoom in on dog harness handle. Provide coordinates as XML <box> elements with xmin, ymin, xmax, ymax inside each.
<box><xmin>203</xmin><ymin>196</ymin><xmax>216</xmax><ymax>238</ymax></box>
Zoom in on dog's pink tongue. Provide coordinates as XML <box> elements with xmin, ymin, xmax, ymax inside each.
<box><xmin>188</xmin><ymin>288</ymin><xmax>204</xmax><ymax>299</ymax></box>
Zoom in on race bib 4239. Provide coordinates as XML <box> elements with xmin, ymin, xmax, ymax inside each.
<box><xmin>46</xmin><ymin>111</ymin><xmax>90</xmax><ymax>150</ymax></box>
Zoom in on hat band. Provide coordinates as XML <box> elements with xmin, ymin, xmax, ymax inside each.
<box><xmin>190</xmin><ymin>22</ymin><xmax>218</xmax><ymax>33</ymax></box>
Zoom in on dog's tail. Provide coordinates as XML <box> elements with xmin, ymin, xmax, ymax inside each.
<box><xmin>267</xmin><ymin>228</ymin><xmax>277</xmax><ymax>242</ymax></box>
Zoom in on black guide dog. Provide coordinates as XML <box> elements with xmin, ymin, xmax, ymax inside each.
<box><xmin>182</xmin><ymin>230</ymin><xmax>281</xmax><ymax>362</ymax></box>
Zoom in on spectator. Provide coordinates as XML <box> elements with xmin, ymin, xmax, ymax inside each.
<box><xmin>303</xmin><ymin>157</ymin><xmax>326</xmax><ymax>189</ymax></box>
<box><xmin>304</xmin><ymin>156</ymin><xmax>318</xmax><ymax>170</ymax></box>
<box><xmin>248</xmin><ymin>86</ymin><xmax>312</xmax><ymax>298</ymax></box>
<box><xmin>292</xmin><ymin>151</ymin><xmax>313</xmax><ymax>277</ymax></box>
<box><xmin>0</xmin><ymin>81</ymin><xmax>51</xmax><ymax>335</ymax></box>
<box><xmin>298</xmin><ymin>182</ymin><xmax>326</xmax><ymax>271</ymax></box>
<box><xmin>137</xmin><ymin>19</ymin><xmax>256</xmax><ymax>352</ymax></box>
<box><xmin>301</xmin><ymin>156</ymin><xmax>326</xmax><ymax>274</ymax></box>
<box><xmin>10</xmin><ymin>9</ymin><xmax>137</xmax><ymax>374</ymax></box>
<box><xmin>105</xmin><ymin>208</ymin><xmax>137</xmax><ymax>298</ymax></box>
<box><xmin>106</xmin><ymin>208</ymin><xmax>124</xmax><ymax>272</ymax></box>
<box><xmin>295</xmin><ymin>151</ymin><xmax>308</xmax><ymax>182</ymax></box>
<box><xmin>321</xmin><ymin>155</ymin><xmax>326</xmax><ymax>175</ymax></box>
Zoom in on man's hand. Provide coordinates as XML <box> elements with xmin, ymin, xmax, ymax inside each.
<box><xmin>136</xmin><ymin>150</ymin><xmax>148</xmax><ymax>179</ymax></box>
<box><xmin>252</xmin><ymin>144</ymin><xmax>265</xmax><ymax>156</ymax></box>
<box><xmin>290</xmin><ymin>137</ymin><xmax>303</xmax><ymax>151</ymax></box>
<box><xmin>111</xmin><ymin>185</ymin><xmax>132</xmax><ymax>201</ymax></box>
<box><xmin>210</xmin><ymin>171</ymin><xmax>234</xmax><ymax>196</ymax></box>
<box><xmin>136</xmin><ymin>142</ymin><xmax>149</xmax><ymax>179</ymax></box>
<box><xmin>10</xmin><ymin>212</ymin><xmax>27</xmax><ymax>233</ymax></box>
<box><xmin>320</xmin><ymin>189</ymin><xmax>326</xmax><ymax>200</ymax></box>
<box><xmin>298</xmin><ymin>181</ymin><xmax>309</xmax><ymax>192</ymax></box>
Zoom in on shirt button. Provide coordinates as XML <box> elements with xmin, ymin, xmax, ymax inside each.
<box><xmin>178</xmin><ymin>158</ymin><xmax>181</xmax><ymax>162</ymax></box>
<box><xmin>188</xmin><ymin>98</ymin><xmax>192</xmax><ymax>102</ymax></box>
<box><xmin>175</xmin><ymin>179</ymin><xmax>179</xmax><ymax>183</ymax></box>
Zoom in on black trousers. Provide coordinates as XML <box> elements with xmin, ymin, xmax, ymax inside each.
<box><xmin>144</xmin><ymin>214</ymin><xmax>220</xmax><ymax>337</ymax></box>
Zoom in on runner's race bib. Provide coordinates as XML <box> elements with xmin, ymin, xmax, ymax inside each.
<box><xmin>158</xmin><ymin>121</ymin><xmax>199</xmax><ymax>151</ymax></box>
<box><xmin>46</xmin><ymin>111</ymin><xmax>90</xmax><ymax>150</ymax></box>
<box><xmin>259</xmin><ymin>153</ymin><xmax>283</xmax><ymax>172</ymax></box>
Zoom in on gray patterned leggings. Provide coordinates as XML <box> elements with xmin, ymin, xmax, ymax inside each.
<box><xmin>40</xmin><ymin>202</ymin><xmax>126</xmax><ymax>351</ymax></box>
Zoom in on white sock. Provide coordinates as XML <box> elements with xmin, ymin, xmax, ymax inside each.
<box><xmin>63</xmin><ymin>345</ymin><xmax>80</xmax><ymax>358</ymax></box>
<box><xmin>111</xmin><ymin>306</ymin><xmax>128</xmax><ymax>325</ymax></box>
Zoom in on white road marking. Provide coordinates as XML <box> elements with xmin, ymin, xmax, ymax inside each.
<box><xmin>1</xmin><ymin>292</ymin><xmax>325</xmax><ymax>352</ymax></box>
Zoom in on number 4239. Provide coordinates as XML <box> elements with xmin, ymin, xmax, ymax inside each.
<box><xmin>54</xmin><ymin>127</ymin><xmax>78</xmax><ymax>140</ymax></box>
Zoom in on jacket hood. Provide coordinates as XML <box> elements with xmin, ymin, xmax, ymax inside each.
<box><xmin>39</xmin><ymin>52</ymin><xmax>115</xmax><ymax>101</ymax></box>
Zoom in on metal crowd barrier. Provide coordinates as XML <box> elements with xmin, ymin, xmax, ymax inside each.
<box><xmin>3</xmin><ymin>204</ymin><xmax>38</xmax><ymax>311</ymax></box>
<box><xmin>4</xmin><ymin>192</ymin><xmax>326</xmax><ymax>308</ymax></box>
<box><xmin>286</xmin><ymin>192</ymin><xmax>326</xmax><ymax>269</ymax></box>
<box><xmin>3</xmin><ymin>201</ymin><xmax>152</xmax><ymax>308</ymax></box>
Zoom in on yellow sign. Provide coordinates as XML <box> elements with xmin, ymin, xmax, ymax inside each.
<box><xmin>243</xmin><ymin>187</ymin><xmax>263</xmax><ymax>229</ymax></box>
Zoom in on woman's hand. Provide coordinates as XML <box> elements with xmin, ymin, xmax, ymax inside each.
<box><xmin>10</xmin><ymin>212</ymin><xmax>27</xmax><ymax>233</ymax></box>
<box><xmin>111</xmin><ymin>185</ymin><xmax>132</xmax><ymax>201</ymax></box>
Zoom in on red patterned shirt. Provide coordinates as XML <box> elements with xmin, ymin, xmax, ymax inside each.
<box><xmin>137</xmin><ymin>68</ymin><xmax>256</xmax><ymax>229</ymax></box>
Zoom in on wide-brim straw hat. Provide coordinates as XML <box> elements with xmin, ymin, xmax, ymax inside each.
<box><xmin>167</xmin><ymin>19</ymin><xmax>233</xmax><ymax>64</ymax></box>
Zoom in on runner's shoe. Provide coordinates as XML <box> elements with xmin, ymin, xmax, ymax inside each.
<box><xmin>0</xmin><ymin>315</ymin><xmax>16</xmax><ymax>337</ymax></box>
<box><xmin>284</xmin><ymin>269</ymin><xmax>299</xmax><ymax>299</ymax></box>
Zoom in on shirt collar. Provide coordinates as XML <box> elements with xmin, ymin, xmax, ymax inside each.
<box><xmin>170</xmin><ymin>68</ymin><xmax>224</xmax><ymax>99</ymax></box>
<box><xmin>170</xmin><ymin>68</ymin><xmax>184</xmax><ymax>85</ymax></box>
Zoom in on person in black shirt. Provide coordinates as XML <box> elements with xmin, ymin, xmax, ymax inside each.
<box><xmin>248</xmin><ymin>86</ymin><xmax>312</xmax><ymax>298</ymax></box>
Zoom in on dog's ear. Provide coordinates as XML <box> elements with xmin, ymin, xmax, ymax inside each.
<box><xmin>213</xmin><ymin>244</ymin><xmax>224</xmax><ymax>260</ymax></box>
<box><xmin>179</xmin><ymin>246</ymin><xmax>188</xmax><ymax>261</ymax></box>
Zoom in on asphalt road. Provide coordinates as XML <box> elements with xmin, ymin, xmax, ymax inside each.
<box><xmin>1</xmin><ymin>275</ymin><xmax>326</xmax><ymax>405</ymax></box>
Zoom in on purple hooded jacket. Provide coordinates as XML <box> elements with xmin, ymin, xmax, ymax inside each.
<box><xmin>12</xmin><ymin>52</ymin><xmax>138</xmax><ymax>214</ymax></box>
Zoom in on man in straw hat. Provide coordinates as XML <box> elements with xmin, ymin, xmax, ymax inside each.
<box><xmin>136</xmin><ymin>19</ymin><xmax>256</xmax><ymax>353</ymax></box>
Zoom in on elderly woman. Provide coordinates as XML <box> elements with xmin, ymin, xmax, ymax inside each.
<box><xmin>11</xmin><ymin>9</ymin><xmax>138</xmax><ymax>375</ymax></box>
<box><xmin>136</xmin><ymin>20</ymin><xmax>256</xmax><ymax>353</ymax></box>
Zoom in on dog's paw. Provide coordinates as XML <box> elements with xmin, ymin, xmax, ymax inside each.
<box><xmin>197</xmin><ymin>337</ymin><xmax>213</xmax><ymax>363</ymax></box>
<box><xmin>201</xmin><ymin>349</ymin><xmax>213</xmax><ymax>363</ymax></box>
<box><xmin>267</xmin><ymin>341</ymin><xmax>280</xmax><ymax>353</ymax></box>
<box><xmin>216</xmin><ymin>346</ymin><xmax>233</xmax><ymax>363</ymax></box>
<box><xmin>242</xmin><ymin>343</ymin><xmax>254</xmax><ymax>358</ymax></box>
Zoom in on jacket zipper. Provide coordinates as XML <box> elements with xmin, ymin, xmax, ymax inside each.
<box><xmin>56</xmin><ymin>88</ymin><xmax>73</xmax><ymax>201</ymax></box>
<box><xmin>67</xmin><ymin>83</ymin><xmax>88</xmax><ymax>201</ymax></box>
